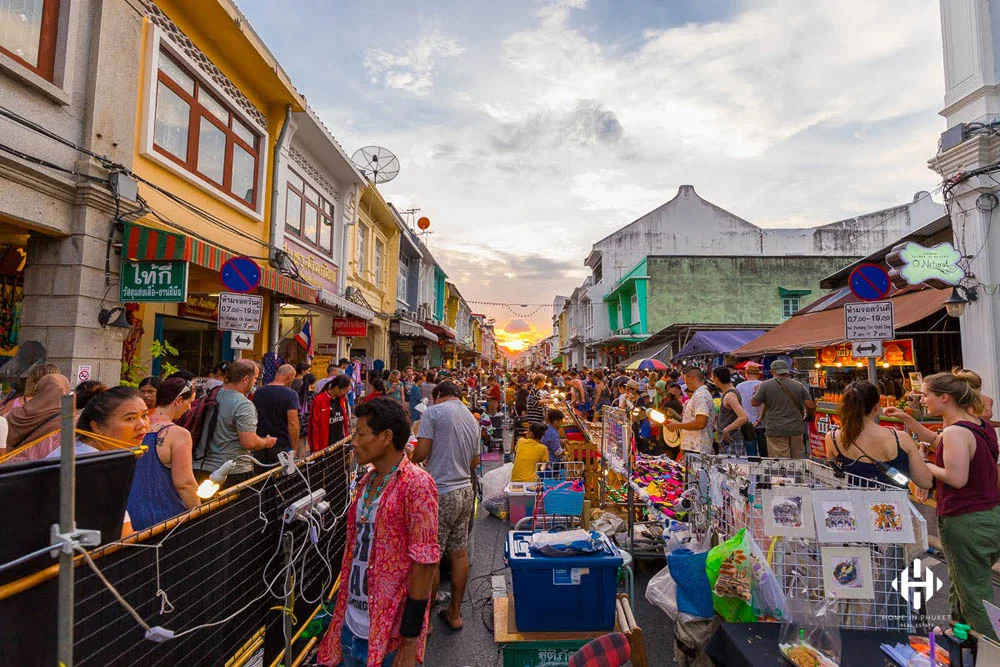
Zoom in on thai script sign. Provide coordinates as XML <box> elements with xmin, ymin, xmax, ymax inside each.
<box><xmin>886</xmin><ymin>241</ymin><xmax>965</xmax><ymax>289</ymax></box>
<box><xmin>120</xmin><ymin>261</ymin><xmax>188</xmax><ymax>302</ymax></box>
<box><xmin>283</xmin><ymin>241</ymin><xmax>339</xmax><ymax>292</ymax></box>
<box><xmin>332</xmin><ymin>317</ymin><xmax>367</xmax><ymax>337</ymax></box>
<box><xmin>845</xmin><ymin>301</ymin><xmax>894</xmax><ymax>340</ymax></box>
<box><xmin>218</xmin><ymin>292</ymin><xmax>263</xmax><ymax>332</ymax></box>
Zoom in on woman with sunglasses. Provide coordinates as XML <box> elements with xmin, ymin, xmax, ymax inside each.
<box><xmin>126</xmin><ymin>377</ymin><xmax>200</xmax><ymax>531</ymax></box>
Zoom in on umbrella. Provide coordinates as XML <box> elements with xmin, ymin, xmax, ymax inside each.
<box><xmin>626</xmin><ymin>358</ymin><xmax>668</xmax><ymax>371</ymax></box>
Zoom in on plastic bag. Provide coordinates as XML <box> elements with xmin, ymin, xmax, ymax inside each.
<box><xmin>591</xmin><ymin>511</ymin><xmax>625</xmax><ymax>537</ymax></box>
<box><xmin>747</xmin><ymin>536</ymin><xmax>789</xmax><ymax>622</ymax></box>
<box><xmin>667</xmin><ymin>548</ymin><xmax>715</xmax><ymax>619</ymax></box>
<box><xmin>481</xmin><ymin>463</ymin><xmax>512</xmax><ymax>519</ymax></box>
<box><xmin>645</xmin><ymin>562</ymin><xmax>713</xmax><ymax>623</ymax></box>
<box><xmin>705</xmin><ymin>528</ymin><xmax>754</xmax><ymax>622</ymax></box>
<box><xmin>778</xmin><ymin>576</ymin><xmax>842</xmax><ymax>667</ymax></box>
<box><xmin>529</xmin><ymin>529</ymin><xmax>603</xmax><ymax>557</ymax></box>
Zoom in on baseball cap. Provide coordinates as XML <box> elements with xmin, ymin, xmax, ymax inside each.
<box><xmin>770</xmin><ymin>360</ymin><xmax>790</xmax><ymax>375</ymax></box>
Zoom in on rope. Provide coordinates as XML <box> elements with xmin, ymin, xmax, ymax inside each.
<box><xmin>0</xmin><ymin>428</ymin><xmax>60</xmax><ymax>463</ymax></box>
<box><xmin>0</xmin><ymin>428</ymin><xmax>146</xmax><ymax>464</ymax></box>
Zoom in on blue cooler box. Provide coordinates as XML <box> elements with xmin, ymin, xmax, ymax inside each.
<box><xmin>505</xmin><ymin>531</ymin><xmax>623</xmax><ymax>632</ymax></box>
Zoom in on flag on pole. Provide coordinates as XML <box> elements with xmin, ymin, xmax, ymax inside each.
<box><xmin>295</xmin><ymin>320</ymin><xmax>313</xmax><ymax>359</ymax></box>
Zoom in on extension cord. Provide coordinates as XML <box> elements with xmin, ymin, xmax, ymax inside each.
<box><xmin>283</xmin><ymin>489</ymin><xmax>326</xmax><ymax>524</ymax></box>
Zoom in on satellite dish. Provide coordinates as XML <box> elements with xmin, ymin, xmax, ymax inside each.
<box><xmin>351</xmin><ymin>146</ymin><xmax>400</xmax><ymax>184</ymax></box>
<box><xmin>417</xmin><ymin>216</ymin><xmax>431</xmax><ymax>230</ymax></box>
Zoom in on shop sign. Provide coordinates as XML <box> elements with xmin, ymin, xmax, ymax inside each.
<box><xmin>316</xmin><ymin>343</ymin><xmax>338</xmax><ymax>356</ymax></box>
<box><xmin>178</xmin><ymin>295</ymin><xmax>218</xmax><ymax>321</ymax></box>
<box><xmin>845</xmin><ymin>301</ymin><xmax>893</xmax><ymax>340</ymax></box>
<box><xmin>332</xmin><ymin>317</ymin><xmax>367</xmax><ymax>337</ymax></box>
<box><xmin>120</xmin><ymin>261</ymin><xmax>188</xmax><ymax>302</ymax></box>
<box><xmin>808</xmin><ymin>412</ymin><xmax>837</xmax><ymax>458</ymax></box>
<box><xmin>283</xmin><ymin>240</ymin><xmax>339</xmax><ymax>292</ymax></box>
<box><xmin>817</xmin><ymin>339</ymin><xmax>915</xmax><ymax>367</ymax></box>
<box><xmin>218</xmin><ymin>292</ymin><xmax>263</xmax><ymax>332</ymax></box>
<box><xmin>886</xmin><ymin>241</ymin><xmax>965</xmax><ymax>289</ymax></box>
<box><xmin>396</xmin><ymin>340</ymin><xmax>413</xmax><ymax>352</ymax></box>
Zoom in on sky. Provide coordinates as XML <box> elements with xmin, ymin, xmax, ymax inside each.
<box><xmin>237</xmin><ymin>0</ymin><xmax>947</xmax><ymax>352</ymax></box>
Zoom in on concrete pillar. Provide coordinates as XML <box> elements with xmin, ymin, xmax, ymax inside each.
<box><xmin>932</xmin><ymin>0</ymin><xmax>1000</xmax><ymax>399</ymax></box>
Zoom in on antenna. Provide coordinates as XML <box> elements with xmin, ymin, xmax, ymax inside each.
<box><xmin>351</xmin><ymin>146</ymin><xmax>400</xmax><ymax>185</ymax></box>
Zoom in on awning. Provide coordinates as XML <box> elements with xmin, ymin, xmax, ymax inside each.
<box><xmin>620</xmin><ymin>342</ymin><xmax>672</xmax><ymax>368</ymax></box>
<box><xmin>733</xmin><ymin>288</ymin><xmax>949</xmax><ymax>357</ymax></box>
<box><xmin>390</xmin><ymin>319</ymin><xmax>437</xmax><ymax>342</ymax></box>
<box><xmin>317</xmin><ymin>289</ymin><xmax>375</xmax><ymax>321</ymax></box>
<box><xmin>596</xmin><ymin>334</ymin><xmax>650</xmax><ymax>346</ymax></box>
<box><xmin>123</xmin><ymin>222</ymin><xmax>316</xmax><ymax>302</ymax></box>
<box><xmin>672</xmin><ymin>330</ymin><xmax>767</xmax><ymax>361</ymax></box>
<box><xmin>424</xmin><ymin>322</ymin><xmax>456</xmax><ymax>340</ymax></box>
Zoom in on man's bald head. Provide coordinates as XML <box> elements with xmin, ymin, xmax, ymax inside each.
<box><xmin>274</xmin><ymin>364</ymin><xmax>296</xmax><ymax>385</ymax></box>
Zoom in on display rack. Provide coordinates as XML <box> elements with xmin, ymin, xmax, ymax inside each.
<box><xmin>684</xmin><ymin>454</ymin><xmax>927</xmax><ymax>632</ymax></box>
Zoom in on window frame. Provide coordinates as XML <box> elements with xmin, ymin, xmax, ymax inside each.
<box><xmin>781</xmin><ymin>296</ymin><xmax>801</xmax><ymax>319</ymax></box>
<box><xmin>283</xmin><ymin>168</ymin><xmax>334</xmax><ymax>255</ymax></box>
<box><xmin>374</xmin><ymin>238</ymin><xmax>384</xmax><ymax>285</ymax></box>
<box><xmin>356</xmin><ymin>224</ymin><xmax>368</xmax><ymax>276</ymax></box>
<box><xmin>0</xmin><ymin>0</ymin><xmax>60</xmax><ymax>81</ymax></box>
<box><xmin>397</xmin><ymin>254</ymin><xmax>409</xmax><ymax>303</ymax></box>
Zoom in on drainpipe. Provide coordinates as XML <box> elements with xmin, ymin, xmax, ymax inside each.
<box><xmin>268</xmin><ymin>104</ymin><xmax>293</xmax><ymax>352</ymax></box>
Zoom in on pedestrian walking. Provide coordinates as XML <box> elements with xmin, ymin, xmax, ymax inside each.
<box><xmin>750</xmin><ymin>360</ymin><xmax>815</xmax><ymax>458</ymax></box>
<box><xmin>252</xmin><ymin>363</ymin><xmax>303</xmax><ymax>461</ymax></box>
<box><xmin>712</xmin><ymin>366</ymin><xmax>749</xmax><ymax>455</ymax></box>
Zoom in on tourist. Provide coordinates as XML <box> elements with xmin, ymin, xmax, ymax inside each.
<box><xmin>662</xmin><ymin>383</ymin><xmax>684</xmax><ymax>418</ymax></box>
<box><xmin>75</xmin><ymin>381</ymin><xmax>108</xmax><ymax>412</ymax></box>
<box><xmin>525</xmin><ymin>375</ymin><xmax>547</xmax><ymax>424</ymax></box>
<box><xmin>486</xmin><ymin>376</ymin><xmax>501</xmax><ymax>414</ymax></box>
<box><xmin>203</xmin><ymin>362</ymin><xmax>230</xmax><ymax>391</ymax></box>
<box><xmin>823</xmin><ymin>381</ymin><xmax>932</xmax><ymax>490</ymax></box>
<box><xmin>310</xmin><ymin>374</ymin><xmax>353</xmax><ymax>452</ymax></box>
<box><xmin>252</xmin><ymin>364</ymin><xmax>302</xmax><ymax>461</ymax></box>
<box><xmin>193</xmin><ymin>360</ymin><xmax>276</xmax><ymax>487</ymax></box>
<box><xmin>750</xmin><ymin>360</ymin><xmax>815</xmax><ymax>458</ymax></box>
<box><xmin>314</xmin><ymin>361</ymin><xmax>342</xmax><ymax>395</ymax></box>
<box><xmin>127</xmin><ymin>378</ymin><xmax>200</xmax><ymax>531</ymax></box>
<box><xmin>736</xmin><ymin>363</ymin><xmax>765</xmax><ymax>456</ymax></box>
<box><xmin>592</xmin><ymin>370</ymin><xmax>610</xmax><ymax>417</ymax></box>
<box><xmin>138</xmin><ymin>376</ymin><xmax>161</xmax><ymax>411</ymax></box>
<box><xmin>919</xmin><ymin>371</ymin><xmax>1000</xmax><ymax>640</ymax></box>
<box><xmin>419</xmin><ymin>371</ymin><xmax>437</xmax><ymax>404</ymax></box>
<box><xmin>408</xmin><ymin>372</ymin><xmax>425</xmax><ymax>423</ymax></box>
<box><xmin>712</xmin><ymin>367</ymin><xmax>749</xmax><ymax>456</ymax></box>
<box><xmin>317</xmin><ymin>398</ymin><xmax>440</xmax><ymax>667</ymax></box>
<box><xmin>387</xmin><ymin>370</ymin><xmax>404</xmax><ymax>404</ymax></box>
<box><xmin>413</xmin><ymin>381</ymin><xmax>480</xmax><ymax>632</ymax></box>
<box><xmin>5</xmin><ymin>373</ymin><xmax>71</xmax><ymax>462</ymax></box>
<box><xmin>662</xmin><ymin>368</ymin><xmax>714</xmax><ymax>455</ymax></box>
<box><xmin>364</xmin><ymin>377</ymin><xmax>387</xmax><ymax>402</ymax></box>
<box><xmin>0</xmin><ymin>362</ymin><xmax>60</xmax><ymax>418</ymax></box>
<box><xmin>49</xmin><ymin>386</ymin><xmax>149</xmax><ymax>457</ymax></box>
<box><xmin>511</xmin><ymin>422</ymin><xmax>549</xmax><ymax>482</ymax></box>
<box><xmin>542</xmin><ymin>408</ymin><xmax>566</xmax><ymax>461</ymax></box>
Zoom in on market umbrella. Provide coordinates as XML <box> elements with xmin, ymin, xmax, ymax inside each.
<box><xmin>626</xmin><ymin>358</ymin><xmax>668</xmax><ymax>371</ymax></box>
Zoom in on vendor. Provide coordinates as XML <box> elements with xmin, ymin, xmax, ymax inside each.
<box><xmin>511</xmin><ymin>422</ymin><xmax>549</xmax><ymax>482</ymax></box>
<box><xmin>542</xmin><ymin>408</ymin><xmax>566</xmax><ymax>461</ymax></box>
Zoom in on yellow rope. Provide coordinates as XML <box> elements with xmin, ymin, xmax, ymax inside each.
<box><xmin>0</xmin><ymin>428</ymin><xmax>60</xmax><ymax>463</ymax></box>
<box><xmin>0</xmin><ymin>428</ymin><xmax>146</xmax><ymax>463</ymax></box>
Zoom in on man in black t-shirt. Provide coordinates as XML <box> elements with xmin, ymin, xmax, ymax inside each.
<box><xmin>252</xmin><ymin>364</ymin><xmax>302</xmax><ymax>461</ymax></box>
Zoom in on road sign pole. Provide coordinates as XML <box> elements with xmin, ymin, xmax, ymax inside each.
<box><xmin>867</xmin><ymin>357</ymin><xmax>877</xmax><ymax>384</ymax></box>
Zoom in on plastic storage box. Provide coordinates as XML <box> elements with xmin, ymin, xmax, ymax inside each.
<box><xmin>506</xmin><ymin>482</ymin><xmax>539</xmax><ymax>526</ymax></box>
<box><xmin>505</xmin><ymin>531</ymin><xmax>623</xmax><ymax>632</ymax></box>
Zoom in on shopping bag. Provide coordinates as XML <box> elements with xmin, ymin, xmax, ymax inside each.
<box><xmin>705</xmin><ymin>528</ymin><xmax>755</xmax><ymax>622</ymax></box>
<box><xmin>481</xmin><ymin>463</ymin><xmax>513</xmax><ymax>519</ymax></box>
<box><xmin>667</xmin><ymin>548</ymin><xmax>714</xmax><ymax>619</ymax></box>
<box><xmin>746</xmin><ymin>536</ymin><xmax>788</xmax><ymax>622</ymax></box>
<box><xmin>645</xmin><ymin>562</ymin><xmax>713</xmax><ymax>623</ymax></box>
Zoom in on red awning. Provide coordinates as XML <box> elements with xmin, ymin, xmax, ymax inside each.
<box><xmin>733</xmin><ymin>287</ymin><xmax>949</xmax><ymax>356</ymax></box>
<box><xmin>424</xmin><ymin>322</ymin><xmax>456</xmax><ymax>340</ymax></box>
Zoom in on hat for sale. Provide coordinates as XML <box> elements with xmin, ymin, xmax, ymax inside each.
<box><xmin>769</xmin><ymin>360</ymin><xmax>790</xmax><ymax>375</ymax></box>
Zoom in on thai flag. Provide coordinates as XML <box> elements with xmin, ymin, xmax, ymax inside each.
<box><xmin>295</xmin><ymin>321</ymin><xmax>313</xmax><ymax>359</ymax></box>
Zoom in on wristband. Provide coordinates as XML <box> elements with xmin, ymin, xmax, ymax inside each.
<box><xmin>399</xmin><ymin>596</ymin><xmax>427</xmax><ymax>638</ymax></box>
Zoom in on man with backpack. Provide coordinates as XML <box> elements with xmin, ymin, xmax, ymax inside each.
<box><xmin>192</xmin><ymin>360</ymin><xmax>276</xmax><ymax>487</ymax></box>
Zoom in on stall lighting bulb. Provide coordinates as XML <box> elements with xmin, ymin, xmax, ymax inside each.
<box><xmin>648</xmin><ymin>409</ymin><xmax>666</xmax><ymax>425</ymax></box>
<box><xmin>814</xmin><ymin>363</ymin><xmax>821</xmax><ymax>369</ymax></box>
<box><xmin>835</xmin><ymin>363</ymin><xmax>842</xmax><ymax>367</ymax></box>
<box><xmin>197</xmin><ymin>479</ymin><xmax>220</xmax><ymax>499</ymax></box>
<box><xmin>856</xmin><ymin>362</ymin><xmax>864</xmax><ymax>368</ymax></box>
<box><xmin>882</xmin><ymin>362</ymin><xmax>890</xmax><ymax>369</ymax></box>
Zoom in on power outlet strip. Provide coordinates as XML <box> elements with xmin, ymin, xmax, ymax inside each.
<box><xmin>283</xmin><ymin>489</ymin><xmax>326</xmax><ymax>524</ymax></box>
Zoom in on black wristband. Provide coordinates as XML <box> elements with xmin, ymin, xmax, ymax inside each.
<box><xmin>399</xmin><ymin>596</ymin><xmax>427</xmax><ymax>638</ymax></box>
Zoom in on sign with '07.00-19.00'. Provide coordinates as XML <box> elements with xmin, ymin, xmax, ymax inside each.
<box><xmin>845</xmin><ymin>300</ymin><xmax>894</xmax><ymax>341</ymax></box>
<box><xmin>218</xmin><ymin>292</ymin><xmax>263</xmax><ymax>332</ymax></box>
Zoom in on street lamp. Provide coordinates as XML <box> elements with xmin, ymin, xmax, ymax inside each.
<box><xmin>944</xmin><ymin>285</ymin><xmax>978</xmax><ymax>317</ymax></box>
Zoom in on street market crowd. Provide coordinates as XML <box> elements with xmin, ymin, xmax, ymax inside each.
<box><xmin>0</xmin><ymin>358</ymin><xmax>998</xmax><ymax>664</ymax></box>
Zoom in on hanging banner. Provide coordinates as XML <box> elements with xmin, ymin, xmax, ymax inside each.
<box><xmin>816</xmin><ymin>339</ymin><xmax>915</xmax><ymax>367</ymax></box>
<box><xmin>332</xmin><ymin>317</ymin><xmax>367</xmax><ymax>337</ymax></box>
<box><xmin>120</xmin><ymin>261</ymin><xmax>188</xmax><ymax>302</ymax></box>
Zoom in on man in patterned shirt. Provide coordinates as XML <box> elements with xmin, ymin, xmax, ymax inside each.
<box><xmin>662</xmin><ymin>367</ymin><xmax>715</xmax><ymax>455</ymax></box>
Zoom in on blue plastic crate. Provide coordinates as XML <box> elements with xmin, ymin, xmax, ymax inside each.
<box><xmin>505</xmin><ymin>531</ymin><xmax>623</xmax><ymax>632</ymax></box>
<box><xmin>541</xmin><ymin>481</ymin><xmax>584</xmax><ymax>516</ymax></box>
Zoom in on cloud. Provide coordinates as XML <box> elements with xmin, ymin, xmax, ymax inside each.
<box><xmin>489</xmin><ymin>99</ymin><xmax>624</xmax><ymax>153</ymax></box>
<box><xmin>363</xmin><ymin>25</ymin><xmax>464</xmax><ymax>95</ymax></box>
<box><xmin>504</xmin><ymin>318</ymin><xmax>531</xmax><ymax>333</ymax></box>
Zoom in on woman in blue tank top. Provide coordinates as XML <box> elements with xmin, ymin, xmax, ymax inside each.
<box><xmin>127</xmin><ymin>378</ymin><xmax>200</xmax><ymax>531</ymax></box>
<box><xmin>823</xmin><ymin>381</ymin><xmax>934</xmax><ymax>489</ymax></box>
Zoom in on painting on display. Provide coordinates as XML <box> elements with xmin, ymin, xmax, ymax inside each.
<box><xmin>811</xmin><ymin>490</ymin><xmax>871</xmax><ymax>543</ymax></box>
<box><xmin>821</xmin><ymin>546</ymin><xmax>875</xmax><ymax>600</ymax></box>
<box><xmin>762</xmin><ymin>487</ymin><xmax>815</xmax><ymax>539</ymax></box>
<box><xmin>863</xmin><ymin>491</ymin><xmax>915</xmax><ymax>544</ymax></box>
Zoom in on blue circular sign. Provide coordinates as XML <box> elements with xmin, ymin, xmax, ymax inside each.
<box><xmin>849</xmin><ymin>264</ymin><xmax>891</xmax><ymax>302</ymax></box>
<box><xmin>221</xmin><ymin>256</ymin><xmax>261</xmax><ymax>294</ymax></box>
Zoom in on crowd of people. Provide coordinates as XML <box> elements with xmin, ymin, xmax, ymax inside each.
<box><xmin>1</xmin><ymin>356</ymin><xmax>999</xmax><ymax>657</ymax></box>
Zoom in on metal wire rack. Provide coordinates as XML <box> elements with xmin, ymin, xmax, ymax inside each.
<box><xmin>683</xmin><ymin>454</ymin><xmax>927</xmax><ymax>632</ymax></box>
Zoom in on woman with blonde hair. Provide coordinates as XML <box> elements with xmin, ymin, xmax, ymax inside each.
<box><xmin>919</xmin><ymin>370</ymin><xmax>1000</xmax><ymax>639</ymax></box>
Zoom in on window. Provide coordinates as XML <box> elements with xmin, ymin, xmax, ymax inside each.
<box><xmin>630</xmin><ymin>294</ymin><xmax>639</xmax><ymax>325</ymax></box>
<box><xmin>356</xmin><ymin>225</ymin><xmax>367</xmax><ymax>275</ymax></box>
<box><xmin>0</xmin><ymin>0</ymin><xmax>59</xmax><ymax>80</ymax></box>
<box><xmin>782</xmin><ymin>297</ymin><xmax>800</xmax><ymax>319</ymax></box>
<box><xmin>283</xmin><ymin>169</ymin><xmax>334</xmax><ymax>253</ymax></box>
<box><xmin>398</xmin><ymin>255</ymin><xmax>409</xmax><ymax>302</ymax></box>
<box><xmin>375</xmin><ymin>240</ymin><xmax>384</xmax><ymax>284</ymax></box>
<box><xmin>152</xmin><ymin>49</ymin><xmax>261</xmax><ymax>207</ymax></box>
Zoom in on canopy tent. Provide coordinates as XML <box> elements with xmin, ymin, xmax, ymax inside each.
<box><xmin>672</xmin><ymin>330</ymin><xmax>766</xmax><ymax>362</ymax></box>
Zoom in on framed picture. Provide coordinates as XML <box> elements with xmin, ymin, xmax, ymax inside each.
<box><xmin>908</xmin><ymin>372</ymin><xmax>923</xmax><ymax>388</ymax></box>
<box><xmin>863</xmin><ymin>491</ymin><xmax>915</xmax><ymax>544</ymax></box>
<box><xmin>821</xmin><ymin>546</ymin><xmax>875</xmax><ymax>600</ymax></box>
<box><xmin>762</xmin><ymin>487</ymin><xmax>815</xmax><ymax>539</ymax></box>
<box><xmin>812</xmin><ymin>490</ymin><xmax>870</xmax><ymax>543</ymax></box>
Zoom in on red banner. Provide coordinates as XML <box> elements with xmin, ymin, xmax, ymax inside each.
<box><xmin>332</xmin><ymin>317</ymin><xmax>367</xmax><ymax>337</ymax></box>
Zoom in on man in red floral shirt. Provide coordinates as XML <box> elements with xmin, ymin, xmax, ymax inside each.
<box><xmin>318</xmin><ymin>397</ymin><xmax>440</xmax><ymax>667</ymax></box>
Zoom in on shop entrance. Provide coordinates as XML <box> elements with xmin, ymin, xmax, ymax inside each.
<box><xmin>154</xmin><ymin>314</ymin><xmax>225</xmax><ymax>376</ymax></box>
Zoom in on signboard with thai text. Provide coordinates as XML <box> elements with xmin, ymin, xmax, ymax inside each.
<box><xmin>332</xmin><ymin>317</ymin><xmax>367</xmax><ymax>337</ymax></box>
<box><xmin>218</xmin><ymin>292</ymin><xmax>263</xmax><ymax>332</ymax></box>
<box><xmin>845</xmin><ymin>301</ymin><xmax>893</xmax><ymax>340</ymax></box>
<box><xmin>283</xmin><ymin>239</ymin><xmax>339</xmax><ymax>293</ymax></box>
<box><xmin>120</xmin><ymin>261</ymin><xmax>188</xmax><ymax>302</ymax></box>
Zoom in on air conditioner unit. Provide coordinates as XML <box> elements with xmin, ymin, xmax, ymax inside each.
<box><xmin>417</xmin><ymin>303</ymin><xmax>429</xmax><ymax>320</ymax></box>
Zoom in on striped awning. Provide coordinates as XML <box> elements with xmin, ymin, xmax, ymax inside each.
<box><xmin>122</xmin><ymin>222</ymin><xmax>317</xmax><ymax>303</ymax></box>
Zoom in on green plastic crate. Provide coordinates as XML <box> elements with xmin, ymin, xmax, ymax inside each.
<box><xmin>501</xmin><ymin>639</ymin><xmax>588</xmax><ymax>667</ymax></box>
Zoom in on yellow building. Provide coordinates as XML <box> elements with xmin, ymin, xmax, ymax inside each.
<box><xmin>121</xmin><ymin>0</ymin><xmax>314</xmax><ymax>377</ymax></box>
<box><xmin>345</xmin><ymin>183</ymin><xmax>401</xmax><ymax>363</ymax></box>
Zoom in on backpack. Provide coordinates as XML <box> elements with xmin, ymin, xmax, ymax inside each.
<box><xmin>176</xmin><ymin>384</ymin><xmax>222</xmax><ymax>461</ymax></box>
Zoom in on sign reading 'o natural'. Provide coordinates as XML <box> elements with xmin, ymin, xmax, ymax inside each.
<box><xmin>886</xmin><ymin>241</ymin><xmax>965</xmax><ymax>289</ymax></box>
